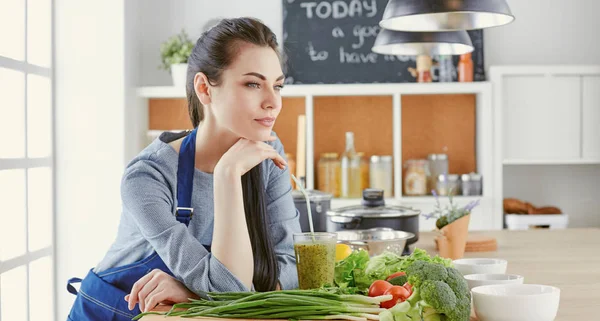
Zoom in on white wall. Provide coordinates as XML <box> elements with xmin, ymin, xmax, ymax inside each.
<box><xmin>54</xmin><ymin>1</ymin><xmax>127</xmax><ymax>320</ymax></box>
<box><xmin>138</xmin><ymin>0</ymin><xmax>283</xmax><ymax>86</ymax></box>
<box><xmin>484</xmin><ymin>0</ymin><xmax>600</xmax><ymax>68</ymax></box>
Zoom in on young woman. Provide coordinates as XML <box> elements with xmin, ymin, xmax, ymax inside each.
<box><xmin>66</xmin><ymin>17</ymin><xmax>301</xmax><ymax>320</ymax></box>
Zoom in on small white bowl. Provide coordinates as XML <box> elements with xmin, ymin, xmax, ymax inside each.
<box><xmin>464</xmin><ymin>274</ymin><xmax>524</xmax><ymax>290</ymax></box>
<box><xmin>472</xmin><ymin>284</ymin><xmax>560</xmax><ymax>321</ymax></box>
<box><xmin>452</xmin><ymin>258</ymin><xmax>507</xmax><ymax>275</ymax></box>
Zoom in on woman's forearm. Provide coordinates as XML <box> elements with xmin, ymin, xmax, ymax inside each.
<box><xmin>212</xmin><ymin>166</ymin><xmax>254</xmax><ymax>289</ymax></box>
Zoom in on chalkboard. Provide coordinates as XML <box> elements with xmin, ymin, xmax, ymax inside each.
<box><xmin>282</xmin><ymin>0</ymin><xmax>485</xmax><ymax>84</ymax></box>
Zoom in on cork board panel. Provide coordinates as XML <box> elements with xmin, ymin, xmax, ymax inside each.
<box><xmin>401</xmin><ymin>94</ymin><xmax>476</xmax><ymax>176</ymax></box>
<box><xmin>314</xmin><ymin>96</ymin><xmax>394</xmax><ymax>187</ymax></box>
<box><xmin>149</xmin><ymin>98</ymin><xmax>192</xmax><ymax>130</ymax></box>
<box><xmin>273</xmin><ymin>97</ymin><xmax>305</xmax><ymax>160</ymax></box>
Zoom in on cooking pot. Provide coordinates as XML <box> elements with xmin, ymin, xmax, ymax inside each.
<box><xmin>292</xmin><ymin>189</ymin><xmax>332</xmax><ymax>233</ymax></box>
<box><xmin>327</xmin><ymin>189</ymin><xmax>420</xmax><ymax>254</ymax></box>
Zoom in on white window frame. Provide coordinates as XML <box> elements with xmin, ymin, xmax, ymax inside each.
<box><xmin>0</xmin><ymin>0</ymin><xmax>55</xmax><ymax>320</ymax></box>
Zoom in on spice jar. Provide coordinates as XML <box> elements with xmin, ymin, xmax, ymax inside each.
<box><xmin>285</xmin><ymin>153</ymin><xmax>296</xmax><ymax>189</ymax></box>
<box><xmin>370</xmin><ymin>155</ymin><xmax>393</xmax><ymax>198</ymax></box>
<box><xmin>404</xmin><ymin>159</ymin><xmax>429</xmax><ymax>196</ymax></box>
<box><xmin>461</xmin><ymin>172</ymin><xmax>482</xmax><ymax>196</ymax></box>
<box><xmin>437</xmin><ymin>174</ymin><xmax>461</xmax><ymax>196</ymax></box>
<box><xmin>458</xmin><ymin>53</ymin><xmax>473</xmax><ymax>82</ymax></box>
<box><xmin>317</xmin><ymin>153</ymin><xmax>340</xmax><ymax>197</ymax></box>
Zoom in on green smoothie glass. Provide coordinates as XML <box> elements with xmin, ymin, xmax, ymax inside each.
<box><xmin>293</xmin><ymin>232</ymin><xmax>337</xmax><ymax>290</ymax></box>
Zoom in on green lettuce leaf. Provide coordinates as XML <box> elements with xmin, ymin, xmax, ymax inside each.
<box><xmin>334</xmin><ymin>249</ymin><xmax>370</xmax><ymax>288</ymax></box>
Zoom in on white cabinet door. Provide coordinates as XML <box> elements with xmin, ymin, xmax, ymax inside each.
<box><xmin>503</xmin><ymin>76</ymin><xmax>581</xmax><ymax>161</ymax></box>
<box><xmin>583</xmin><ymin>76</ymin><xmax>600</xmax><ymax>160</ymax></box>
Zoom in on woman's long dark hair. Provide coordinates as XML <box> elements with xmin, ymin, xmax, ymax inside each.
<box><xmin>186</xmin><ymin>17</ymin><xmax>281</xmax><ymax>292</ymax></box>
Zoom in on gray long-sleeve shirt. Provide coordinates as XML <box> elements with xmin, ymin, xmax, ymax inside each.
<box><xmin>94</xmin><ymin>131</ymin><xmax>301</xmax><ymax>292</ymax></box>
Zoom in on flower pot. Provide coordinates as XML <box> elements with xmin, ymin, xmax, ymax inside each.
<box><xmin>436</xmin><ymin>214</ymin><xmax>471</xmax><ymax>260</ymax></box>
<box><xmin>170</xmin><ymin>63</ymin><xmax>188</xmax><ymax>88</ymax></box>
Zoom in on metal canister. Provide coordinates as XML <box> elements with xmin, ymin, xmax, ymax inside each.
<box><xmin>370</xmin><ymin>155</ymin><xmax>393</xmax><ymax>198</ymax></box>
<box><xmin>461</xmin><ymin>173</ymin><xmax>482</xmax><ymax>196</ymax></box>
<box><xmin>427</xmin><ymin>154</ymin><xmax>448</xmax><ymax>195</ymax></box>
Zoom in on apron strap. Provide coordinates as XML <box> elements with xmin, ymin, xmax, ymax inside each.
<box><xmin>176</xmin><ymin>128</ymin><xmax>198</xmax><ymax>227</ymax></box>
<box><xmin>67</xmin><ymin>277</ymin><xmax>82</xmax><ymax>295</ymax></box>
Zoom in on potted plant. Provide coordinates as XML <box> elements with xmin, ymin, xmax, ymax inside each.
<box><xmin>424</xmin><ymin>190</ymin><xmax>480</xmax><ymax>260</ymax></box>
<box><xmin>160</xmin><ymin>29</ymin><xmax>194</xmax><ymax>88</ymax></box>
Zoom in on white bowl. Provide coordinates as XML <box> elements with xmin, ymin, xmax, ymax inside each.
<box><xmin>472</xmin><ymin>284</ymin><xmax>560</xmax><ymax>321</ymax></box>
<box><xmin>464</xmin><ymin>274</ymin><xmax>524</xmax><ymax>290</ymax></box>
<box><xmin>453</xmin><ymin>258</ymin><xmax>507</xmax><ymax>275</ymax></box>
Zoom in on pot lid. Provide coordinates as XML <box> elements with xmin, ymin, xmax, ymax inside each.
<box><xmin>292</xmin><ymin>189</ymin><xmax>333</xmax><ymax>202</ymax></box>
<box><xmin>327</xmin><ymin>189</ymin><xmax>420</xmax><ymax>218</ymax></box>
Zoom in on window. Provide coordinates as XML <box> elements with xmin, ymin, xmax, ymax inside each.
<box><xmin>0</xmin><ymin>0</ymin><xmax>54</xmax><ymax>320</ymax></box>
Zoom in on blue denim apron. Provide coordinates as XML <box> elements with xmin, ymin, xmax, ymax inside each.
<box><xmin>66</xmin><ymin>128</ymin><xmax>208</xmax><ymax>320</ymax></box>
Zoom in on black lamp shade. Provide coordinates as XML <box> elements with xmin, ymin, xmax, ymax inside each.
<box><xmin>372</xmin><ymin>29</ymin><xmax>474</xmax><ymax>56</ymax></box>
<box><xmin>380</xmin><ymin>0</ymin><xmax>515</xmax><ymax>31</ymax></box>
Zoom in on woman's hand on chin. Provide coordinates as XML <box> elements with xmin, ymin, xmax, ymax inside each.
<box><xmin>125</xmin><ymin>269</ymin><xmax>199</xmax><ymax>312</ymax></box>
<box><xmin>215</xmin><ymin>135</ymin><xmax>286</xmax><ymax>177</ymax></box>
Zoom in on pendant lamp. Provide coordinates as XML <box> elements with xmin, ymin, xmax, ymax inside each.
<box><xmin>372</xmin><ymin>29</ymin><xmax>473</xmax><ymax>56</ymax></box>
<box><xmin>380</xmin><ymin>0</ymin><xmax>515</xmax><ymax>32</ymax></box>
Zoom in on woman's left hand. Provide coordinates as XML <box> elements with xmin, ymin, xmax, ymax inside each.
<box><xmin>125</xmin><ymin>269</ymin><xmax>200</xmax><ymax>312</ymax></box>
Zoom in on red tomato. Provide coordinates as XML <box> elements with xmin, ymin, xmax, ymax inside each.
<box><xmin>368</xmin><ymin>280</ymin><xmax>393</xmax><ymax>297</ymax></box>
<box><xmin>403</xmin><ymin>282</ymin><xmax>413</xmax><ymax>294</ymax></box>
<box><xmin>385</xmin><ymin>271</ymin><xmax>406</xmax><ymax>281</ymax></box>
<box><xmin>381</xmin><ymin>285</ymin><xmax>411</xmax><ymax>309</ymax></box>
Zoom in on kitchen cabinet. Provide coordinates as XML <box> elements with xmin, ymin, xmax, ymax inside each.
<box><xmin>491</xmin><ymin>66</ymin><xmax>600</xmax><ymax>164</ymax></box>
<box><xmin>502</xmin><ymin>75</ymin><xmax>581</xmax><ymax>161</ymax></box>
<box><xmin>583</xmin><ymin>76</ymin><xmax>600</xmax><ymax>160</ymax></box>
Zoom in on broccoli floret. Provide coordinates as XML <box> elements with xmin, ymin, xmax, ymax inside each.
<box><xmin>405</xmin><ymin>261</ymin><xmax>449</xmax><ymax>288</ymax></box>
<box><xmin>420</xmin><ymin>281</ymin><xmax>457</xmax><ymax>315</ymax></box>
<box><xmin>445</xmin><ymin>267</ymin><xmax>469</xmax><ymax>298</ymax></box>
<box><xmin>405</xmin><ymin>262</ymin><xmax>471</xmax><ymax>321</ymax></box>
<box><xmin>446</xmin><ymin>295</ymin><xmax>471</xmax><ymax>321</ymax></box>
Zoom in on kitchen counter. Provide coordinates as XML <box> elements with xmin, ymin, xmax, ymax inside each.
<box><xmin>141</xmin><ymin>228</ymin><xmax>600</xmax><ymax>321</ymax></box>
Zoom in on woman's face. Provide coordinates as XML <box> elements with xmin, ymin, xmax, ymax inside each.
<box><xmin>208</xmin><ymin>42</ymin><xmax>285</xmax><ymax>142</ymax></box>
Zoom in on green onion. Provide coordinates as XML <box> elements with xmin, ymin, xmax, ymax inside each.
<box><xmin>133</xmin><ymin>290</ymin><xmax>390</xmax><ymax>321</ymax></box>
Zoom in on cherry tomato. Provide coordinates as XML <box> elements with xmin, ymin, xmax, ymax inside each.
<box><xmin>385</xmin><ymin>271</ymin><xmax>406</xmax><ymax>281</ymax></box>
<box><xmin>380</xmin><ymin>285</ymin><xmax>411</xmax><ymax>309</ymax></box>
<box><xmin>368</xmin><ymin>280</ymin><xmax>393</xmax><ymax>297</ymax></box>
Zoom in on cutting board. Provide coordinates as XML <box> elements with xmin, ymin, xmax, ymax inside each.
<box><xmin>141</xmin><ymin>305</ymin><xmax>481</xmax><ymax>321</ymax></box>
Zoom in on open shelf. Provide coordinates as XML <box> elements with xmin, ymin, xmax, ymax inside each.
<box><xmin>399</xmin><ymin>195</ymin><xmax>482</xmax><ymax>204</ymax></box>
<box><xmin>503</xmin><ymin>159</ymin><xmax>600</xmax><ymax>165</ymax></box>
<box><xmin>137</xmin><ymin>82</ymin><xmax>492</xmax><ymax>99</ymax></box>
<box><xmin>136</xmin><ymin>81</ymin><xmax>499</xmax><ymax>230</ymax></box>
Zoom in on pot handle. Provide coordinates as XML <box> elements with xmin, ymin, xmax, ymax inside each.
<box><xmin>330</xmin><ymin>216</ymin><xmax>362</xmax><ymax>229</ymax></box>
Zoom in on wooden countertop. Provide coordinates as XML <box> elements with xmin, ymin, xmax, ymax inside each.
<box><xmin>142</xmin><ymin>228</ymin><xmax>600</xmax><ymax>321</ymax></box>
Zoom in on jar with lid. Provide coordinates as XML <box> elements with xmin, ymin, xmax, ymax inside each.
<box><xmin>404</xmin><ymin>159</ymin><xmax>429</xmax><ymax>196</ymax></box>
<box><xmin>427</xmin><ymin>153</ymin><xmax>448</xmax><ymax>195</ymax></box>
<box><xmin>285</xmin><ymin>153</ymin><xmax>296</xmax><ymax>189</ymax></box>
<box><xmin>317</xmin><ymin>153</ymin><xmax>340</xmax><ymax>197</ymax></box>
<box><xmin>461</xmin><ymin>172</ymin><xmax>482</xmax><ymax>196</ymax></box>
<box><xmin>357</xmin><ymin>152</ymin><xmax>370</xmax><ymax>192</ymax></box>
<box><xmin>437</xmin><ymin>174</ymin><xmax>461</xmax><ymax>196</ymax></box>
<box><xmin>370</xmin><ymin>155</ymin><xmax>393</xmax><ymax>198</ymax></box>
